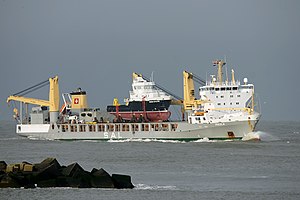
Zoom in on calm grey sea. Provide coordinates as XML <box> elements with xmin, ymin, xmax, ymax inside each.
<box><xmin>0</xmin><ymin>120</ymin><xmax>299</xmax><ymax>200</ymax></box>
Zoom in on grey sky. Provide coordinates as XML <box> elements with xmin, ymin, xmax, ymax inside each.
<box><xmin>0</xmin><ymin>0</ymin><xmax>299</xmax><ymax>121</ymax></box>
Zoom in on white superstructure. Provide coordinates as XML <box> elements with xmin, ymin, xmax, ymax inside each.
<box><xmin>127</xmin><ymin>73</ymin><xmax>172</xmax><ymax>102</ymax></box>
<box><xmin>187</xmin><ymin>60</ymin><xmax>260</xmax><ymax>133</ymax></box>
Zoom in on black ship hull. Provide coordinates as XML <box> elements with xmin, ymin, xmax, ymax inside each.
<box><xmin>107</xmin><ymin>100</ymin><xmax>172</xmax><ymax>122</ymax></box>
<box><xmin>107</xmin><ymin>100</ymin><xmax>171</xmax><ymax>112</ymax></box>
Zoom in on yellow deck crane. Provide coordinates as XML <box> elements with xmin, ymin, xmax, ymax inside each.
<box><xmin>7</xmin><ymin>76</ymin><xmax>60</xmax><ymax>124</ymax></box>
<box><xmin>182</xmin><ymin>71</ymin><xmax>206</xmax><ymax>114</ymax></box>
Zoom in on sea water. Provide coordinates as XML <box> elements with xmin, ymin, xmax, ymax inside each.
<box><xmin>0</xmin><ymin>120</ymin><xmax>299</xmax><ymax>200</ymax></box>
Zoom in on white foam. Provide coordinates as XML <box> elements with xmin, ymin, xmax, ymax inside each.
<box><xmin>27</xmin><ymin>136</ymin><xmax>54</xmax><ymax>141</ymax></box>
<box><xmin>242</xmin><ymin>132</ymin><xmax>260</xmax><ymax>141</ymax></box>
<box><xmin>107</xmin><ymin>138</ymin><xmax>144</xmax><ymax>143</ymax></box>
<box><xmin>155</xmin><ymin>139</ymin><xmax>186</xmax><ymax>144</ymax></box>
<box><xmin>242</xmin><ymin>131</ymin><xmax>279</xmax><ymax>141</ymax></box>
<box><xmin>134</xmin><ymin>184</ymin><xmax>177</xmax><ymax>190</ymax></box>
<box><xmin>107</xmin><ymin>138</ymin><xmax>186</xmax><ymax>143</ymax></box>
<box><xmin>192</xmin><ymin>137</ymin><xmax>215</xmax><ymax>143</ymax></box>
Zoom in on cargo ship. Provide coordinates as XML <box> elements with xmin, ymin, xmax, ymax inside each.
<box><xmin>6</xmin><ymin>60</ymin><xmax>260</xmax><ymax>141</ymax></box>
<box><xmin>107</xmin><ymin>73</ymin><xmax>172</xmax><ymax>122</ymax></box>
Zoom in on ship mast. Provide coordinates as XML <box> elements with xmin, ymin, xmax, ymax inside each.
<box><xmin>213</xmin><ymin>60</ymin><xmax>226</xmax><ymax>84</ymax></box>
<box><xmin>231</xmin><ymin>69</ymin><xmax>236</xmax><ymax>85</ymax></box>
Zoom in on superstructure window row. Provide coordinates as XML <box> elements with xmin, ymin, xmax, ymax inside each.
<box><xmin>201</xmin><ymin>87</ymin><xmax>239</xmax><ymax>91</ymax></box>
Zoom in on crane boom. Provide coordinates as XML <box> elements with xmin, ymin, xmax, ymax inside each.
<box><xmin>141</xmin><ymin>74</ymin><xmax>183</xmax><ymax>101</ymax></box>
<box><xmin>7</xmin><ymin>76</ymin><xmax>60</xmax><ymax>123</ymax></box>
<box><xmin>6</xmin><ymin>76</ymin><xmax>59</xmax><ymax>112</ymax></box>
<box><xmin>7</xmin><ymin>96</ymin><xmax>50</xmax><ymax>107</ymax></box>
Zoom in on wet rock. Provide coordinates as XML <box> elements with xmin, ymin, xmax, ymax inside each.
<box><xmin>0</xmin><ymin>161</ymin><xmax>7</xmax><ymax>172</ymax></box>
<box><xmin>35</xmin><ymin>162</ymin><xmax>62</xmax><ymax>182</ymax></box>
<box><xmin>61</xmin><ymin>163</ymin><xmax>84</xmax><ymax>177</ymax></box>
<box><xmin>5</xmin><ymin>171</ymin><xmax>36</xmax><ymax>189</ymax></box>
<box><xmin>0</xmin><ymin>171</ymin><xmax>5</xmax><ymax>181</ymax></box>
<box><xmin>90</xmin><ymin>168</ymin><xmax>114</xmax><ymax>188</ymax></box>
<box><xmin>0</xmin><ymin>173</ymin><xmax>21</xmax><ymax>188</ymax></box>
<box><xmin>34</xmin><ymin>158</ymin><xmax>60</xmax><ymax>171</ymax></box>
<box><xmin>37</xmin><ymin>179</ymin><xmax>57</xmax><ymax>188</ymax></box>
<box><xmin>76</xmin><ymin>172</ymin><xmax>92</xmax><ymax>188</ymax></box>
<box><xmin>112</xmin><ymin>174</ymin><xmax>134</xmax><ymax>189</ymax></box>
<box><xmin>60</xmin><ymin>162</ymin><xmax>92</xmax><ymax>188</ymax></box>
<box><xmin>0</xmin><ymin>158</ymin><xmax>134</xmax><ymax>189</ymax></box>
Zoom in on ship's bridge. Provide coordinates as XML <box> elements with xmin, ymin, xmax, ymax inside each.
<box><xmin>200</xmin><ymin>83</ymin><xmax>254</xmax><ymax>92</ymax></box>
<box><xmin>130</xmin><ymin>75</ymin><xmax>172</xmax><ymax>101</ymax></box>
<box><xmin>199</xmin><ymin>76</ymin><xmax>255</xmax><ymax>112</ymax></box>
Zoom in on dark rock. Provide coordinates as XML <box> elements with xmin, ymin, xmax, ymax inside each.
<box><xmin>61</xmin><ymin>163</ymin><xmax>84</xmax><ymax>177</ymax></box>
<box><xmin>112</xmin><ymin>174</ymin><xmax>134</xmax><ymax>189</ymax></box>
<box><xmin>37</xmin><ymin>179</ymin><xmax>57</xmax><ymax>188</ymax></box>
<box><xmin>76</xmin><ymin>171</ymin><xmax>92</xmax><ymax>188</ymax></box>
<box><xmin>0</xmin><ymin>173</ymin><xmax>21</xmax><ymax>188</ymax></box>
<box><xmin>0</xmin><ymin>171</ymin><xmax>5</xmax><ymax>180</ymax></box>
<box><xmin>5</xmin><ymin>172</ymin><xmax>36</xmax><ymax>188</ymax></box>
<box><xmin>35</xmin><ymin>163</ymin><xmax>61</xmax><ymax>182</ymax></box>
<box><xmin>34</xmin><ymin>158</ymin><xmax>61</xmax><ymax>171</ymax></box>
<box><xmin>23</xmin><ymin>173</ymin><xmax>36</xmax><ymax>189</ymax></box>
<box><xmin>64</xmin><ymin>177</ymin><xmax>82</xmax><ymax>188</ymax></box>
<box><xmin>90</xmin><ymin>168</ymin><xmax>114</xmax><ymax>188</ymax></box>
<box><xmin>0</xmin><ymin>161</ymin><xmax>7</xmax><ymax>172</ymax></box>
<box><xmin>61</xmin><ymin>163</ymin><xmax>92</xmax><ymax>188</ymax></box>
<box><xmin>54</xmin><ymin>176</ymin><xmax>67</xmax><ymax>187</ymax></box>
<box><xmin>0</xmin><ymin>158</ymin><xmax>134</xmax><ymax>189</ymax></box>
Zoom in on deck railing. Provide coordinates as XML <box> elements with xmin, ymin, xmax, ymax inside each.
<box><xmin>57</xmin><ymin>122</ymin><xmax>178</xmax><ymax>133</ymax></box>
